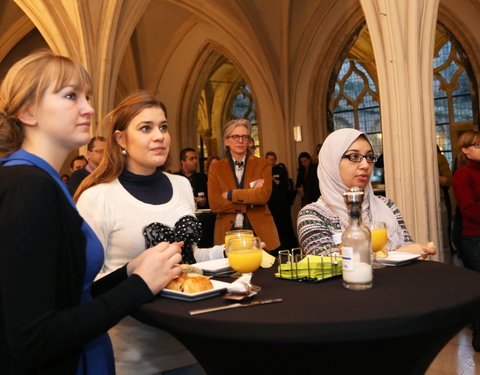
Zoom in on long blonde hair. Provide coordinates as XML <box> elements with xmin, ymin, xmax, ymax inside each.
<box><xmin>0</xmin><ymin>49</ymin><xmax>91</xmax><ymax>156</ymax></box>
<box><xmin>74</xmin><ymin>91</ymin><xmax>167</xmax><ymax>201</ymax></box>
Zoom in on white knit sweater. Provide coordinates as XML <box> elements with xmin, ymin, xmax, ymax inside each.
<box><xmin>77</xmin><ymin>172</ymin><xmax>223</xmax><ymax>374</ymax></box>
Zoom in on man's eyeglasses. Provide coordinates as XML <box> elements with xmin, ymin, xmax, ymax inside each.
<box><xmin>469</xmin><ymin>143</ymin><xmax>480</xmax><ymax>149</ymax></box>
<box><xmin>342</xmin><ymin>153</ymin><xmax>378</xmax><ymax>163</ymax></box>
<box><xmin>228</xmin><ymin>135</ymin><xmax>250</xmax><ymax>142</ymax></box>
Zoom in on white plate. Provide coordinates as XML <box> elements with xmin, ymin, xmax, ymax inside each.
<box><xmin>161</xmin><ymin>280</ymin><xmax>231</xmax><ymax>302</ymax></box>
<box><xmin>193</xmin><ymin>258</ymin><xmax>232</xmax><ymax>275</ymax></box>
<box><xmin>375</xmin><ymin>251</ymin><xmax>420</xmax><ymax>266</ymax></box>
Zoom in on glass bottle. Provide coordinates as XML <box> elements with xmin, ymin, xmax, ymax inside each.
<box><xmin>341</xmin><ymin>187</ymin><xmax>373</xmax><ymax>290</ymax></box>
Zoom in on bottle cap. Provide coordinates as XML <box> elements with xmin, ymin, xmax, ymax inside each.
<box><xmin>343</xmin><ymin>187</ymin><xmax>364</xmax><ymax>204</ymax></box>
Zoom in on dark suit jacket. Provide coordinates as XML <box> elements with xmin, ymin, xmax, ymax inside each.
<box><xmin>208</xmin><ymin>156</ymin><xmax>280</xmax><ymax>250</ymax></box>
<box><xmin>295</xmin><ymin>163</ymin><xmax>320</xmax><ymax>206</ymax></box>
<box><xmin>174</xmin><ymin>171</ymin><xmax>209</xmax><ymax>209</ymax></box>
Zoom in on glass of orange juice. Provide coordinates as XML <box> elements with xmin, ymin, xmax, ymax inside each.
<box><xmin>366</xmin><ymin>222</ymin><xmax>388</xmax><ymax>268</ymax></box>
<box><xmin>227</xmin><ymin>236</ymin><xmax>262</xmax><ymax>280</ymax></box>
<box><xmin>224</xmin><ymin>230</ymin><xmax>254</xmax><ymax>249</ymax></box>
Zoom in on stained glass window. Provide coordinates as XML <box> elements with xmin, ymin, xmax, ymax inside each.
<box><xmin>329</xmin><ymin>30</ymin><xmax>477</xmax><ymax>179</ymax></box>
<box><xmin>330</xmin><ymin>60</ymin><xmax>382</xmax><ymax>182</ymax></box>
<box><xmin>434</xmin><ymin>39</ymin><xmax>475</xmax><ymax>167</ymax></box>
<box><xmin>229</xmin><ymin>84</ymin><xmax>260</xmax><ymax>156</ymax></box>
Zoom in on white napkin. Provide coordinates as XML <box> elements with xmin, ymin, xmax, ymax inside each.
<box><xmin>226</xmin><ymin>274</ymin><xmax>252</xmax><ymax>295</ymax></box>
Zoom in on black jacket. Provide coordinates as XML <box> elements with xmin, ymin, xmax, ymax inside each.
<box><xmin>175</xmin><ymin>170</ymin><xmax>209</xmax><ymax>208</ymax></box>
<box><xmin>295</xmin><ymin>163</ymin><xmax>320</xmax><ymax>206</ymax></box>
<box><xmin>0</xmin><ymin>165</ymin><xmax>153</xmax><ymax>375</ymax></box>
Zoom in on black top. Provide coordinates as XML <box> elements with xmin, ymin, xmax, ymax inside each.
<box><xmin>119</xmin><ymin>169</ymin><xmax>172</xmax><ymax>205</ymax></box>
<box><xmin>268</xmin><ymin>164</ymin><xmax>289</xmax><ymax>206</ymax></box>
<box><xmin>295</xmin><ymin>163</ymin><xmax>320</xmax><ymax>205</ymax></box>
<box><xmin>0</xmin><ymin>165</ymin><xmax>154</xmax><ymax>375</ymax></box>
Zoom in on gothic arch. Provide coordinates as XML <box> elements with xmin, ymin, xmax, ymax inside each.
<box><xmin>177</xmin><ymin>42</ymin><xmax>258</xmax><ymax>159</ymax></box>
<box><xmin>437</xmin><ymin>1</ymin><xmax>480</xmax><ymax>108</ymax></box>
<box><xmin>0</xmin><ymin>14</ymin><xmax>34</xmax><ymax>62</ymax></box>
<box><xmin>292</xmin><ymin>1</ymin><xmax>365</xmax><ymax>149</ymax></box>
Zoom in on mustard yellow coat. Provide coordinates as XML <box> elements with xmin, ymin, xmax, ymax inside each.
<box><xmin>208</xmin><ymin>156</ymin><xmax>280</xmax><ymax>250</ymax></box>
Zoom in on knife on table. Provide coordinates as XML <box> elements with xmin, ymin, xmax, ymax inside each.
<box><xmin>189</xmin><ymin>298</ymin><xmax>283</xmax><ymax>316</ymax></box>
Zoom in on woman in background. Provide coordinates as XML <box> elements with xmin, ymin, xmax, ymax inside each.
<box><xmin>452</xmin><ymin>130</ymin><xmax>480</xmax><ymax>351</ymax></box>
<box><xmin>0</xmin><ymin>50</ymin><xmax>181</xmax><ymax>374</ymax></box>
<box><xmin>295</xmin><ymin>151</ymin><xmax>320</xmax><ymax>207</ymax></box>
<box><xmin>75</xmin><ymin>91</ymin><xmax>223</xmax><ymax>374</ymax></box>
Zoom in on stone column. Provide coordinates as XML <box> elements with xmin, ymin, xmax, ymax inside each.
<box><xmin>360</xmin><ymin>0</ymin><xmax>443</xmax><ymax>260</ymax></box>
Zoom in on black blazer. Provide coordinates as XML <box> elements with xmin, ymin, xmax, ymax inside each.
<box><xmin>0</xmin><ymin>165</ymin><xmax>153</xmax><ymax>375</ymax></box>
<box><xmin>175</xmin><ymin>171</ymin><xmax>209</xmax><ymax>208</ymax></box>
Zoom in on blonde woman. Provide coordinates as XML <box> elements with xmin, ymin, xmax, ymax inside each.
<box><xmin>0</xmin><ymin>51</ymin><xmax>181</xmax><ymax>375</ymax></box>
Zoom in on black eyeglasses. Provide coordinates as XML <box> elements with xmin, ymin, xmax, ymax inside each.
<box><xmin>469</xmin><ymin>143</ymin><xmax>480</xmax><ymax>149</ymax></box>
<box><xmin>228</xmin><ymin>135</ymin><xmax>250</xmax><ymax>142</ymax></box>
<box><xmin>342</xmin><ymin>153</ymin><xmax>378</xmax><ymax>163</ymax></box>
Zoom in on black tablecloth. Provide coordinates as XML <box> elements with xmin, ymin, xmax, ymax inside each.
<box><xmin>135</xmin><ymin>261</ymin><xmax>480</xmax><ymax>374</ymax></box>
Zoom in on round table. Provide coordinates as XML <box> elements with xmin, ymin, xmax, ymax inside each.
<box><xmin>135</xmin><ymin>261</ymin><xmax>480</xmax><ymax>374</ymax></box>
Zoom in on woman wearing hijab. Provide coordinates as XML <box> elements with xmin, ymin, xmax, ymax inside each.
<box><xmin>297</xmin><ymin>128</ymin><xmax>435</xmax><ymax>258</ymax></box>
<box><xmin>295</xmin><ymin>151</ymin><xmax>320</xmax><ymax>207</ymax></box>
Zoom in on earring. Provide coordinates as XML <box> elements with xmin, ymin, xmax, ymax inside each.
<box><xmin>121</xmin><ymin>148</ymin><xmax>127</xmax><ymax>156</ymax></box>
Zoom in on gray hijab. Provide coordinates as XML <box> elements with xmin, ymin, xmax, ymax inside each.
<box><xmin>317</xmin><ymin>128</ymin><xmax>404</xmax><ymax>250</ymax></box>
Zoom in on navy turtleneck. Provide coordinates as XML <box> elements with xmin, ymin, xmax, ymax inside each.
<box><xmin>118</xmin><ymin>169</ymin><xmax>173</xmax><ymax>204</ymax></box>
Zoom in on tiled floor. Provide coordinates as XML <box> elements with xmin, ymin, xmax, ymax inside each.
<box><xmin>426</xmin><ymin>328</ymin><xmax>480</xmax><ymax>375</ymax></box>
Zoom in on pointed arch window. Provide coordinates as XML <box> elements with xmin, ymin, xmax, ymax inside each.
<box><xmin>433</xmin><ymin>32</ymin><xmax>477</xmax><ymax>167</ymax></box>
<box><xmin>330</xmin><ymin>59</ymin><xmax>382</xmax><ymax>181</ymax></box>
<box><xmin>229</xmin><ymin>84</ymin><xmax>259</xmax><ymax>156</ymax></box>
<box><xmin>191</xmin><ymin>53</ymin><xmax>261</xmax><ymax>166</ymax></box>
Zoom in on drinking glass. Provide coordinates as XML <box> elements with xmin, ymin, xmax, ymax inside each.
<box><xmin>366</xmin><ymin>222</ymin><xmax>388</xmax><ymax>268</ymax></box>
<box><xmin>224</xmin><ymin>229</ymin><xmax>254</xmax><ymax>250</ymax></box>
<box><xmin>227</xmin><ymin>236</ymin><xmax>262</xmax><ymax>287</ymax></box>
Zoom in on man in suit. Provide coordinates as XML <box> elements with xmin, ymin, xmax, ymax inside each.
<box><xmin>68</xmin><ymin>136</ymin><xmax>105</xmax><ymax>195</ymax></box>
<box><xmin>70</xmin><ymin>155</ymin><xmax>87</xmax><ymax>173</ymax></box>
<box><xmin>265</xmin><ymin>151</ymin><xmax>298</xmax><ymax>251</ymax></box>
<box><xmin>208</xmin><ymin>119</ymin><xmax>280</xmax><ymax>251</ymax></box>
<box><xmin>175</xmin><ymin>147</ymin><xmax>209</xmax><ymax>209</ymax></box>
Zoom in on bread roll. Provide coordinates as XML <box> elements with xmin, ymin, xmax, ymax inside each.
<box><xmin>164</xmin><ymin>274</ymin><xmax>186</xmax><ymax>292</ymax></box>
<box><xmin>165</xmin><ymin>272</ymin><xmax>213</xmax><ymax>294</ymax></box>
<box><xmin>182</xmin><ymin>275</ymin><xmax>214</xmax><ymax>293</ymax></box>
